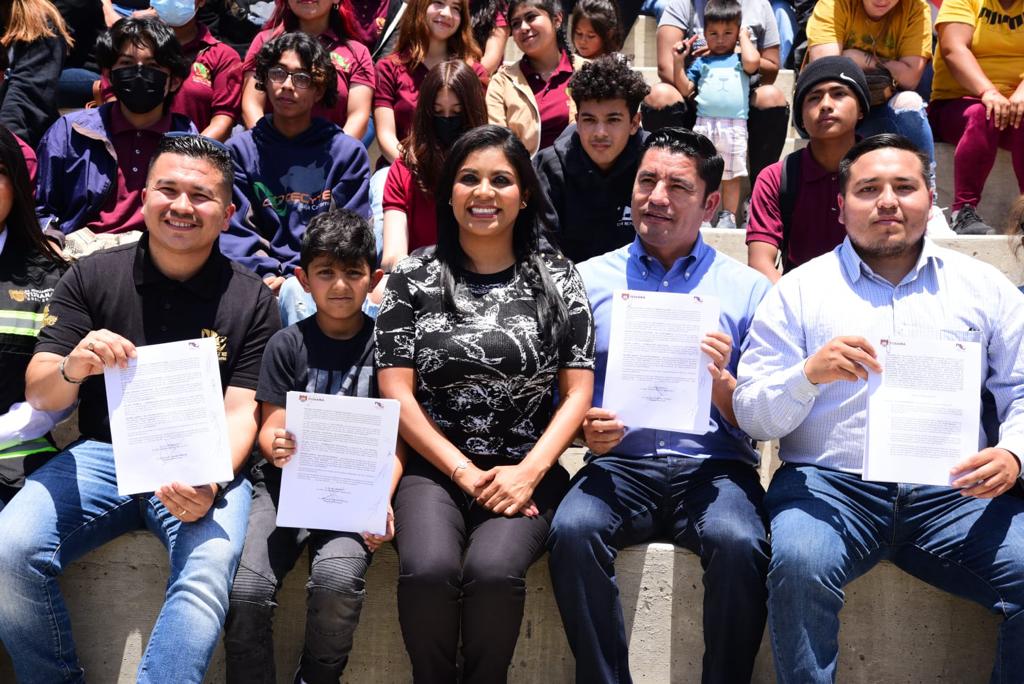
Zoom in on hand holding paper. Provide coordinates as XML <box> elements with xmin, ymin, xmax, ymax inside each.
<box><xmin>804</xmin><ymin>336</ymin><xmax>881</xmax><ymax>384</ymax></box>
<box><xmin>602</xmin><ymin>290</ymin><xmax>721</xmax><ymax>434</ymax></box>
<box><xmin>863</xmin><ymin>337</ymin><xmax>982</xmax><ymax>487</ymax></box>
<box><xmin>950</xmin><ymin>448</ymin><xmax>1021</xmax><ymax>499</ymax></box>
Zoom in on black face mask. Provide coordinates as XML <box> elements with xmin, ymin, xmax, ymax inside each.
<box><xmin>640</xmin><ymin>101</ymin><xmax>688</xmax><ymax>134</ymax></box>
<box><xmin>433</xmin><ymin>114</ymin><xmax>464</xmax><ymax>147</ymax></box>
<box><xmin>110</xmin><ymin>65</ymin><xmax>169</xmax><ymax>114</ymax></box>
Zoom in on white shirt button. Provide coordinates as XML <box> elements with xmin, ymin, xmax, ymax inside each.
<box><xmin>659</xmin><ymin>440</ymin><xmax>665</xmax><ymax>447</ymax></box>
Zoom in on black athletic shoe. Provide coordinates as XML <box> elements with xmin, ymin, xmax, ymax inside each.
<box><xmin>952</xmin><ymin>204</ymin><xmax>994</xmax><ymax>235</ymax></box>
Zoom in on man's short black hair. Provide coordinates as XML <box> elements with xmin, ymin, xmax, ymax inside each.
<box><xmin>255</xmin><ymin>31</ymin><xmax>339</xmax><ymax>109</ymax></box>
<box><xmin>300</xmin><ymin>209</ymin><xmax>377</xmax><ymax>271</ymax></box>
<box><xmin>703</xmin><ymin>0</ymin><xmax>742</xmax><ymax>25</ymax></box>
<box><xmin>95</xmin><ymin>17</ymin><xmax>190</xmax><ymax>111</ymax></box>
<box><xmin>569</xmin><ymin>54</ymin><xmax>651</xmax><ymax>115</ymax></box>
<box><xmin>838</xmin><ymin>134</ymin><xmax>930</xmax><ymax>194</ymax></box>
<box><xmin>640</xmin><ymin>127</ymin><xmax>724</xmax><ymax>197</ymax></box>
<box><xmin>148</xmin><ymin>133</ymin><xmax>234</xmax><ymax>199</ymax></box>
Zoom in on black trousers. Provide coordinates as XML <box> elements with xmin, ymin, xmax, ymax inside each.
<box><xmin>393</xmin><ymin>453</ymin><xmax>569</xmax><ymax>684</ymax></box>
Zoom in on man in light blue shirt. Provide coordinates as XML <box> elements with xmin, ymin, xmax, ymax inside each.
<box><xmin>735</xmin><ymin>134</ymin><xmax>1024</xmax><ymax>683</ymax></box>
<box><xmin>547</xmin><ymin>128</ymin><xmax>772</xmax><ymax>684</ymax></box>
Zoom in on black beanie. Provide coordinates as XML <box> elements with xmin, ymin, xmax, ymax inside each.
<box><xmin>793</xmin><ymin>56</ymin><xmax>870</xmax><ymax>137</ymax></box>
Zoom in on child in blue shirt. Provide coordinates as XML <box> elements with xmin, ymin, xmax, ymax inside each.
<box><xmin>672</xmin><ymin>0</ymin><xmax>760</xmax><ymax>229</ymax></box>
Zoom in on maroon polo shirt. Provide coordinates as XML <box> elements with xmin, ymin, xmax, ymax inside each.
<box><xmin>85</xmin><ymin>106</ymin><xmax>173</xmax><ymax>235</ymax></box>
<box><xmin>243</xmin><ymin>27</ymin><xmax>376</xmax><ymax>129</ymax></box>
<box><xmin>745</xmin><ymin>146</ymin><xmax>846</xmax><ymax>272</ymax></box>
<box><xmin>15</xmin><ymin>133</ymin><xmax>36</xmax><ymax>183</ymax></box>
<box><xmin>350</xmin><ymin>0</ymin><xmax>391</xmax><ymax>48</ymax></box>
<box><xmin>100</xmin><ymin>25</ymin><xmax>241</xmax><ymax>131</ymax></box>
<box><xmin>382</xmin><ymin>157</ymin><xmax>437</xmax><ymax>252</ymax></box>
<box><xmin>520</xmin><ymin>49</ymin><xmax>573</xmax><ymax>151</ymax></box>
<box><xmin>374</xmin><ymin>54</ymin><xmax>489</xmax><ymax>144</ymax></box>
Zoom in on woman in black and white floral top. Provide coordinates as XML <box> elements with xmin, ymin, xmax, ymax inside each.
<box><xmin>376</xmin><ymin>124</ymin><xmax>594</xmax><ymax>683</ymax></box>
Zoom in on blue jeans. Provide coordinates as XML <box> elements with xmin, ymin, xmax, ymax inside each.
<box><xmin>369</xmin><ymin>165</ymin><xmax>389</xmax><ymax>266</ymax></box>
<box><xmin>548</xmin><ymin>455</ymin><xmax>769</xmax><ymax>684</ymax></box>
<box><xmin>766</xmin><ymin>464</ymin><xmax>1024</xmax><ymax>684</ymax></box>
<box><xmin>771</xmin><ymin>0</ymin><xmax>797</xmax><ymax>68</ymax></box>
<box><xmin>858</xmin><ymin>95</ymin><xmax>936</xmax><ymax>163</ymax></box>
<box><xmin>278</xmin><ymin>275</ymin><xmax>316</xmax><ymax>327</ymax></box>
<box><xmin>0</xmin><ymin>439</ymin><xmax>251</xmax><ymax>684</ymax></box>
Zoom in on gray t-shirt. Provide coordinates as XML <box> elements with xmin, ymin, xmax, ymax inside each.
<box><xmin>658</xmin><ymin>0</ymin><xmax>780</xmax><ymax>50</ymax></box>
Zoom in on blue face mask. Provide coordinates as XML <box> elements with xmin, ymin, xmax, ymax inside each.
<box><xmin>150</xmin><ymin>0</ymin><xmax>197</xmax><ymax>27</ymax></box>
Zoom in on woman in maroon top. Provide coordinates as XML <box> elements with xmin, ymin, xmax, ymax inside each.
<box><xmin>240</xmin><ymin>0</ymin><xmax>375</xmax><ymax>140</ymax></box>
<box><xmin>380</xmin><ymin>60</ymin><xmax>488</xmax><ymax>278</ymax></box>
<box><xmin>372</xmin><ymin>0</ymin><xmax>487</xmax><ymax>168</ymax></box>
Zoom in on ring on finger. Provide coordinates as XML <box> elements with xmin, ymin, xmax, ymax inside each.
<box><xmin>87</xmin><ymin>342</ymin><xmax>95</xmax><ymax>352</ymax></box>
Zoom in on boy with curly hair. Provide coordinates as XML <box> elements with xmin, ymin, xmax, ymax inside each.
<box><xmin>534</xmin><ymin>54</ymin><xmax>650</xmax><ymax>264</ymax></box>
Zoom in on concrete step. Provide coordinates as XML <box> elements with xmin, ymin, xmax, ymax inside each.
<box><xmin>0</xmin><ymin>531</ymin><xmax>997</xmax><ymax>683</ymax></box>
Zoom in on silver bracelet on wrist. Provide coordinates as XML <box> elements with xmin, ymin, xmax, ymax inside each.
<box><xmin>59</xmin><ymin>356</ymin><xmax>86</xmax><ymax>385</ymax></box>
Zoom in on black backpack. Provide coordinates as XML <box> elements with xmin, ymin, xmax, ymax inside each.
<box><xmin>776</xmin><ymin>150</ymin><xmax>803</xmax><ymax>271</ymax></box>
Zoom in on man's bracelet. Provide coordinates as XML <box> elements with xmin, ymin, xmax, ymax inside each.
<box><xmin>59</xmin><ymin>356</ymin><xmax>86</xmax><ymax>385</ymax></box>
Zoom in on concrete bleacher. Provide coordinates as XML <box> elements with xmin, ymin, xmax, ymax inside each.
<box><xmin>2</xmin><ymin>18</ymin><xmax>1021</xmax><ymax>684</ymax></box>
<box><xmin>1</xmin><ymin>230</ymin><xmax>1019</xmax><ymax>683</ymax></box>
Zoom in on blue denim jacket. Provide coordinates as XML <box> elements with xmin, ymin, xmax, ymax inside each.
<box><xmin>34</xmin><ymin>103</ymin><xmax>195</xmax><ymax>236</ymax></box>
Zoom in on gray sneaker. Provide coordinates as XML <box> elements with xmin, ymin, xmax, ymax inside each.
<box><xmin>952</xmin><ymin>204</ymin><xmax>994</xmax><ymax>235</ymax></box>
<box><xmin>717</xmin><ymin>211</ymin><xmax>737</xmax><ymax>230</ymax></box>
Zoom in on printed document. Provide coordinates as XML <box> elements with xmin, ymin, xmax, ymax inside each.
<box><xmin>277</xmin><ymin>392</ymin><xmax>399</xmax><ymax>535</ymax></box>
<box><xmin>105</xmin><ymin>337</ymin><xmax>232</xmax><ymax>495</ymax></box>
<box><xmin>864</xmin><ymin>337</ymin><xmax>982</xmax><ymax>486</ymax></box>
<box><xmin>602</xmin><ymin>290</ymin><xmax>720</xmax><ymax>434</ymax></box>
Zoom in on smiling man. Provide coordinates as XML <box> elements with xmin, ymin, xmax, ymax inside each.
<box><xmin>735</xmin><ymin>134</ymin><xmax>1024</xmax><ymax>683</ymax></box>
<box><xmin>534</xmin><ymin>55</ymin><xmax>650</xmax><ymax>264</ymax></box>
<box><xmin>547</xmin><ymin>127</ymin><xmax>772</xmax><ymax>683</ymax></box>
<box><xmin>0</xmin><ymin>135</ymin><xmax>280</xmax><ymax>684</ymax></box>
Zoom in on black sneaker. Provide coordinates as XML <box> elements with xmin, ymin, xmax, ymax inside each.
<box><xmin>952</xmin><ymin>204</ymin><xmax>994</xmax><ymax>235</ymax></box>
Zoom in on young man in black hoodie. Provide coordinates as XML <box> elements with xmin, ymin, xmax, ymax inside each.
<box><xmin>534</xmin><ymin>55</ymin><xmax>650</xmax><ymax>265</ymax></box>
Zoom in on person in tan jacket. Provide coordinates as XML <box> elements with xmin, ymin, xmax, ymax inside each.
<box><xmin>486</xmin><ymin>0</ymin><xmax>588</xmax><ymax>156</ymax></box>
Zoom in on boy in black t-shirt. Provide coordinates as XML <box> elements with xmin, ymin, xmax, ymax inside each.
<box><xmin>223</xmin><ymin>209</ymin><xmax>401</xmax><ymax>684</ymax></box>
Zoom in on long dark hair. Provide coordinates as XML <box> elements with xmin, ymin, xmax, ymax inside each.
<box><xmin>434</xmin><ymin>125</ymin><xmax>568</xmax><ymax>347</ymax></box>
<box><xmin>402</xmin><ymin>60</ymin><xmax>487</xmax><ymax>197</ymax></box>
<box><xmin>570</xmin><ymin>0</ymin><xmax>623</xmax><ymax>54</ymax></box>
<box><xmin>0</xmin><ymin>125</ymin><xmax>62</xmax><ymax>265</ymax></box>
<box><xmin>265</xmin><ymin>0</ymin><xmax>365</xmax><ymax>43</ymax></box>
<box><xmin>507</xmin><ymin>0</ymin><xmax>571</xmax><ymax>58</ymax></box>
<box><xmin>254</xmin><ymin>31</ymin><xmax>340</xmax><ymax>108</ymax></box>
<box><xmin>470</xmin><ymin>0</ymin><xmax>501</xmax><ymax>53</ymax></box>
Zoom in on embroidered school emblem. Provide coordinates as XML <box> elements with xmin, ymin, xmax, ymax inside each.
<box><xmin>192</xmin><ymin>62</ymin><xmax>212</xmax><ymax>86</ymax></box>
<box><xmin>201</xmin><ymin>328</ymin><xmax>228</xmax><ymax>361</ymax></box>
<box><xmin>42</xmin><ymin>305</ymin><xmax>57</xmax><ymax>327</ymax></box>
<box><xmin>376</xmin><ymin>16</ymin><xmax>387</xmax><ymax>30</ymax></box>
<box><xmin>8</xmin><ymin>289</ymin><xmax>24</xmax><ymax>303</ymax></box>
<box><xmin>330</xmin><ymin>53</ymin><xmax>351</xmax><ymax>73</ymax></box>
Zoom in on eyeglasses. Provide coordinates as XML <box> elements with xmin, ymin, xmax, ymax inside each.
<box><xmin>266</xmin><ymin>66</ymin><xmax>314</xmax><ymax>90</ymax></box>
<box><xmin>162</xmin><ymin>131</ymin><xmax>231</xmax><ymax>155</ymax></box>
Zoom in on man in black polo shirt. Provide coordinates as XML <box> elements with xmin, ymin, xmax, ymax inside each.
<box><xmin>0</xmin><ymin>135</ymin><xmax>280</xmax><ymax>684</ymax></box>
<box><xmin>534</xmin><ymin>55</ymin><xmax>651</xmax><ymax>264</ymax></box>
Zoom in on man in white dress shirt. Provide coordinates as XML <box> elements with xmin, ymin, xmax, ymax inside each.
<box><xmin>734</xmin><ymin>133</ymin><xmax>1024</xmax><ymax>683</ymax></box>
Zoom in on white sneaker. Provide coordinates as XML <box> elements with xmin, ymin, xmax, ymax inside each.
<box><xmin>717</xmin><ymin>211</ymin><xmax>737</xmax><ymax>230</ymax></box>
<box><xmin>926</xmin><ymin>205</ymin><xmax>955</xmax><ymax>237</ymax></box>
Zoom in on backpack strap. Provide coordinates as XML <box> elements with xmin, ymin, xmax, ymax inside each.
<box><xmin>777</xmin><ymin>150</ymin><xmax>802</xmax><ymax>271</ymax></box>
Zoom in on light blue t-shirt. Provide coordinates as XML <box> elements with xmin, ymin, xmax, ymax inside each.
<box><xmin>686</xmin><ymin>53</ymin><xmax>750</xmax><ymax>119</ymax></box>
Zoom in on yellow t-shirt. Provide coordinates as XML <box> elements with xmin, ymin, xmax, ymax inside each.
<box><xmin>807</xmin><ymin>0</ymin><xmax>933</xmax><ymax>62</ymax></box>
<box><xmin>931</xmin><ymin>0</ymin><xmax>1024</xmax><ymax>100</ymax></box>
